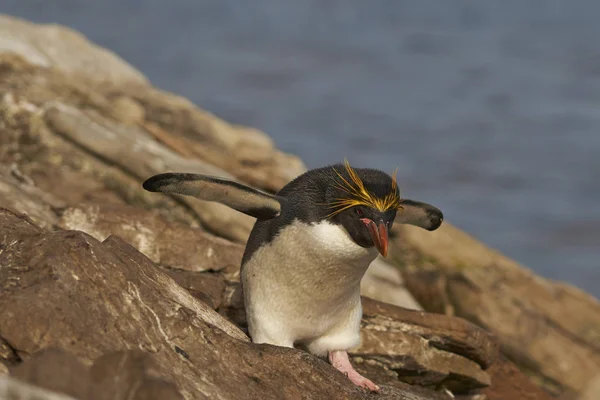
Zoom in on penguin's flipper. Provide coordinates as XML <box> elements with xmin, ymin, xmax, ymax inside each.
<box><xmin>143</xmin><ymin>173</ymin><xmax>283</xmax><ymax>219</ymax></box>
<box><xmin>397</xmin><ymin>199</ymin><xmax>444</xmax><ymax>231</ymax></box>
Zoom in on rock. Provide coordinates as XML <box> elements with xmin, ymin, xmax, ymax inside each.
<box><xmin>0</xmin><ymin>45</ymin><xmax>304</xmax><ymax>243</ymax></box>
<box><xmin>89</xmin><ymin>350</ymin><xmax>184</xmax><ymax>400</ymax></box>
<box><xmin>211</xmin><ymin>279</ymin><xmax>498</xmax><ymax>396</ymax></box>
<box><xmin>361</xmin><ymin>257</ymin><xmax>422</xmax><ymax>310</ymax></box>
<box><xmin>480</xmin><ymin>355</ymin><xmax>554</xmax><ymax>400</ymax></box>
<box><xmin>217</xmin><ymin>282</ymin><xmax>248</xmax><ymax>329</ymax></box>
<box><xmin>52</xmin><ymin>202</ymin><xmax>497</xmax><ymax>396</ymax></box>
<box><xmin>391</xmin><ymin>222</ymin><xmax>600</xmax><ymax>398</ymax></box>
<box><xmin>44</xmin><ymin>102</ymin><xmax>255</xmax><ymax>242</ymax></box>
<box><xmin>10</xmin><ymin>349</ymin><xmax>91</xmax><ymax>400</ymax></box>
<box><xmin>51</xmin><ymin>202</ymin><xmax>494</xmax><ymax>396</ymax></box>
<box><xmin>0</xmin><ymin>14</ymin><xmax>147</xmax><ymax>86</ymax></box>
<box><xmin>580</xmin><ymin>374</ymin><xmax>600</xmax><ymax>400</ymax></box>
<box><xmin>129</xmin><ymin>89</ymin><xmax>306</xmax><ymax>192</ymax></box>
<box><xmin>57</xmin><ymin>203</ymin><xmax>422</xmax><ymax>307</ymax></box>
<box><xmin>360</xmin><ymin>298</ymin><xmax>497</xmax><ymax>370</ymax></box>
<box><xmin>0</xmin><ymin>337</ymin><xmax>19</xmax><ymax>366</ymax></box>
<box><xmin>0</xmin><ymin>375</ymin><xmax>78</xmax><ymax>400</ymax></box>
<box><xmin>108</xmin><ymin>95</ymin><xmax>146</xmax><ymax>124</ymax></box>
<box><xmin>0</xmin><ymin>166</ymin><xmax>64</xmax><ymax>228</ymax></box>
<box><xmin>58</xmin><ymin>203</ymin><xmax>243</xmax><ymax>274</ymax></box>
<box><xmin>1</xmin><ymin>208</ymin><xmax>488</xmax><ymax>399</ymax></box>
<box><xmin>163</xmin><ymin>269</ymin><xmax>226</xmax><ymax>309</ymax></box>
<box><xmin>5</xmin><ymin>348</ymin><xmax>185</xmax><ymax>400</ymax></box>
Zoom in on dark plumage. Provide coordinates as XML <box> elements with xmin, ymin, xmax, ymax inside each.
<box><xmin>143</xmin><ymin>172</ymin><xmax>285</xmax><ymax>219</ymax></box>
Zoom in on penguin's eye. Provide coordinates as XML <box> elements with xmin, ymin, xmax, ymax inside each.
<box><xmin>355</xmin><ymin>208</ymin><xmax>364</xmax><ymax>216</ymax></box>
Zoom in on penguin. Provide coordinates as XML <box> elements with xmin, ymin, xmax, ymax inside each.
<box><xmin>142</xmin><ymin>160</ymin><xmax>443</xmax><ymax>392</ymax></box>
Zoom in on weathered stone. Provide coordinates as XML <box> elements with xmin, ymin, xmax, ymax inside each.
<box><xmin>481</xmin><ymin>355</ymin><xmax>554</xmax><ymax>400</ymax></box>
<box><xmin>26</xmin><ymin>199</ymin><xmax>500</xmax><ymax>396</ymax></box>
<box><xmin>580</xmin><ymin>374</ymin><xmax>600</xmax><ymax>400</ymax></box>
<box><xmin>10</xmin><ymin>349</ymin><xmax>90</xmax><ymax>400</ymax></box>
<box><xmin>0</xmin><ymin>375</ymin><xmax>78</xmax><ymax>400</ymax></box>
<box><xmin>0</xmin><ymin>49</ymin><xmax>304</xmax><ymax>243</ymax></box>
<box><xmin>53</xmin><ymin>204</ymin><xmax>430</xmax><ymax>350</ymax></box>
<box><xmin>217</xmin><ymin>282</ymin><xmax>248</xmax><ymax>331</ymax></box>
<box><xmin>352</xmin><ymin>298</ymin><xmax>496</xmax><ymax>393</ymax></box>
<box><xmin>128</xmin><ymin>87</ymin><xmax>306</xmax><ymax>193</ymax></box>
<box><xmin>108</xmin><ymin>95</ymin><xmax>145</xmax><ymax>124</ymax></box>
<box><xmin>59</xmin><ymin>203</ymin><xmax>243</xmax><ymax>273</ymax></box>
<box><xmin>213</xmin><ymin>281</ymin><xmax>497</xmax><ymax>395</ymax></box>
<box><xmin>0</xmin><ymin>14</ymin><xmax>147</xmax><ymax>86</ymax></box>
<box><xmin>5</xmin><ymin>348</ymin><xmax>185</xmax><ymax>400</ymax></box>
<box><xmin>361</xmin><ymin>257</ymin><xmax>422</xmax><ymax>310</ymax></box>
<box><xmin>0</xmin><ymin>165</ymin><xmax>63</xmax><ymax>230</ymax></box>
<box><xmin>361</xmin><ymin>298</ymin><xmax>498</xmax><ymax>370</ymax></box>
<box><xmin>163</xmin><ymin>269</ymin><xmax>226</xmax><ymax>309</ymax></box>
<box><xmin>44</xmin><ymin>103</ymin><xmax>255</xmax><ymax>242</ymax></box>
<box><xmin>0</xmin><ymin>337</ymin><xmax>20</xmax><ymax>366</ymax></box>
<box><xmin>0</xmin><ymin>208</ymin><xmax>467</xmax><ymax>399</ymax></box>
<box><xmin>391</xmin><ymin>222</ymin><xmax>600</xmax><ymax>397</ymax></box>
<box><xmin>89</xmin><ymin>350</ymin><xmax>184</xmax><ymax>400</ymax></box>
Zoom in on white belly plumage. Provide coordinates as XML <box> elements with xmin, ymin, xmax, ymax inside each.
<box><xmin>241</xmin><ymin>219</ymin><xmax>378</xmax><ymax>356</ymax></box>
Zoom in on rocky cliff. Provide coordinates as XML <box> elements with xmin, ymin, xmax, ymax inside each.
<box><xmin>0</xmin><ymin>14</ymin><xmax>595</xmax><ymax>400</ymax></box>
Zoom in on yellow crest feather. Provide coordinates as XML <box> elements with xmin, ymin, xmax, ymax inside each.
<box><xmin>326</xmin><ymin>159</ymin><xmax>402</xmax><ymax>217</ymax></box>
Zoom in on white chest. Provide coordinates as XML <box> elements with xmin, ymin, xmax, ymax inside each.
<box><xmin>244</xmin><ymin>219</ymin><xmax>377</xmax><ymax>287</ymax></box>
<box><xmin>241</xmin><ymin>219</ymin><xmax>378</xmax><ymax>343</ymax></box>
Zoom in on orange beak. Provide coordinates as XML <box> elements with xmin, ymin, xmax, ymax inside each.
<box><xmin>361</xmin><ymin>218</ymin><xmax>389</xmax><ymax>257</ymax></box>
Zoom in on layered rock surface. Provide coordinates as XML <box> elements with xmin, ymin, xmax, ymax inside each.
<box><xmin>1</xmin><ymin>207</ymin><xmax>501</xmax><ymax>399</ymax></box>
<box><xmin>0</xmin><ymin>13</ymin><xmax>584</xmax><ymax>400</ymax></box>
<box><xmin>390</xmin><ymin>223</ymin><xmax>600</xmax><ymax>399</ymax></box>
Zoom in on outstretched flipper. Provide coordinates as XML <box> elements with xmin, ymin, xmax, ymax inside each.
<box><xmin>143</xmin><ymin>173</ymin><xmax>284</xmax><ymax>219</ymax></box>
<box><xmin>397</xmin><ymin>199</ymin><xmax>444</xmax><ymax>231</ymax></box>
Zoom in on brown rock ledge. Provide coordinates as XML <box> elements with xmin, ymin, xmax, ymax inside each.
<box><xmin>0</xmin><ymin>207</ymin><xmax>499</xmax><ymax>399</ymax></box>
<box><xmin>390</xmin><ymin>223</ymin><xmax>600</xmax><ymax>399</ymax></box>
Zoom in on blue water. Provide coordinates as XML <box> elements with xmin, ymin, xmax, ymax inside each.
<box><xmin>3</xmin><ymin>1</ymin><xmax>599</xmax><ymax>298</ymax></box>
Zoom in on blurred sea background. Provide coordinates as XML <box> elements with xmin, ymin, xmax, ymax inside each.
<box><xmin>3</xmin><ymin>1</ymin><xmax>598</xmax><ymax>298</ymax></box>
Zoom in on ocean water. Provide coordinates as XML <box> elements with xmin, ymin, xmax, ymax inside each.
<box><xmin>3</xmin><ymin>1</ymin><xmax>599</xmax><ymax>298</ymax></box>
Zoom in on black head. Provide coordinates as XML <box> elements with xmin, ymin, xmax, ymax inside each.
<box><xmin>323</xmin><ymin>161</ymin><xmax>444</xmax><ymax>257</ymax></box>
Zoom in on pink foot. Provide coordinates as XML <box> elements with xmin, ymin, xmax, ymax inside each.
<box><xmin>328</xmin><ymin>350</ymin><xmax>380</xmax><ymax>392</ymax></box>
